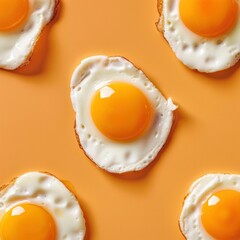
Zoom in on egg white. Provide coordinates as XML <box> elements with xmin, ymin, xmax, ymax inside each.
<box><xmin>70</xmin><ymin>55</ymin><xmax>177</xmax><ymax>173</ymax></box>
<box><xmin>0</xmin><ymin>172</ymin><xmax>86</xmax><ymax>240</ymax></box>
<box><xmin>0</xmin><ymin>0</ymin><xmax>59</xmax><ymax>70</ymax></box>
<box><xmin>157</xmin><ymin>0</ymin><xmax>240</xmax><ymax>73</ymax></box>
<box><xmin>180</xmin><ymin>173</ymin><xmax>240</xmax><ymax>240</ymax></box>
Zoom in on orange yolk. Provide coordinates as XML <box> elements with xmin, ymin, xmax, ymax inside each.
<box><xmin>0</xmin><ymin>0</ymin><xmax>29</xmax><ymax>31</ymax></box>
<box><xmin>91</xmin><ymin>82</ymin><xmax>154</xmax><ymax>141</ymax></box>
<box><xmin>201</xmin><ymin>190</ymin><xmax>240</xmax><ymax>240</ymax></box>
<box><xmin>179</xmin><ymin>0</ymin><xmax>238</xmax><ymax>37</ymax></box>
<box><xmin>0</xmin><ymin>203</ymin><xmax>56</xmax><ymax>240</ymax></box>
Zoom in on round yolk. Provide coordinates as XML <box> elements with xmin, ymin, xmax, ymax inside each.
<box><xmin>179</xmin><ymin>0</ymin><xmax>238</xmax><ymax>37</ymax></box>
<box><xmin>0</xmin><ymin>0</ymin><xmax>29</xmax><ymax>31</ymax></box>
<box><xmin>0</xmin><ymin>203</ymin><xmax>56</xmax><ymax>240</ymax></box>
<box><xmin>91</xmin><ymin>82</ymin><xmax>154</xmax><ymax>141</ymax></box>
<box><xmin>201</xmin><ymin>190</ymin><xmax>240</xmax><ymax>240</ymax></box>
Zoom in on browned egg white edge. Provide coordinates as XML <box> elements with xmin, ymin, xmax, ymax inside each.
<box><xmin>10</xmin><ymin>0</ymin><xmax>60</xmax><ymax>71</ymax></box>
<box><xmin>156</xmin><ymin>0</ymin><xmax>164</xmax><ymax>32</ymax></box>
<box><xmin>179</xmin><ymin>191</ymin><xmax>189</xmax><ymax>240</ymax></box>
<box><xmin>178</xmin><ymin>173</ymin><xmax>206</xmax><ymax>240</ymax></box>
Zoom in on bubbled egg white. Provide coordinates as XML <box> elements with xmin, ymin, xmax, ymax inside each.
<box><xmin>0</xmin><ymin>0</ymin><xmax>59</xmax><ymax>70</ymax></box>
<box><xmin>157</xmin><ymin>0</ymin><xmax>240</xmax><ymax>73</ymax></box>
<box><xmin>180</xmin><ymin>173</ymin><xmax>240</xmax><ymax>240</ymax></box>
<box><xmin>70</xmin><ymin>55</ymin><xmax>177</xmax><ymax>173</ymax></box>
<box><xmin>0</xmin><ymin>172</ymin><xmax>86</xmax><ymax>240</ymax></box>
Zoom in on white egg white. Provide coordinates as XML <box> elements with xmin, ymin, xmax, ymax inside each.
<box><xmin>0</xmin><ymin>0</ymin><xmax>59</xmax><ymax>70</ymax></box>
<box><xmin>70</xmin><ymin>55</ymin><xmax>177</xmax><ymax>173</ymax></box>
<box><xmin>157</xmin><ymin>0</ymin><xmax>240</xmax><ymax>73</ymax></box>
<box><xmin>180</xmin><ymin>173</ymin><xmax>240</xmax><ymax>240</ymax></box>
<box><xmin>0</xmin><ymin>172</ymin><xmax>86</xmax><ymax>240</ymax></box>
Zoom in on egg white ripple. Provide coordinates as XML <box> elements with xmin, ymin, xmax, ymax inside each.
<box><xmin>158</xmin><ymin>0</ymin><xmax>240</xmax><ymax>73</ymax></box>
<box><xmin>0</xmin><ymin>172</ymin><xmax>86</xmax><ymax>240</ymax></box>
<box><xmin>70</xmin><ymin>55</ymin><xmax>177</xmax><ymax>173</ymax></box>
<box><xmin>180</xmin><ymin>173</ymin><xmax>240</xmax><ymax>240</ymax></box>
<box><xmin>0</xmin><ymin>0</ymin><xmax>58</xmax><ymax>70</ymax></box>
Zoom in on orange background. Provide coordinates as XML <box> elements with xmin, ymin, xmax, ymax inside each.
<box><xmin>1</xmin><ymin>0</ymin><xmax>240</xmax><ymax>239</ymax></box>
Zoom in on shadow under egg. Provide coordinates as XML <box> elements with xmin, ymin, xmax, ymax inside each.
<box><xmin>205</xmin><ymin>60</ymin><xmax>240</xmax><ymax>80</ymax></box>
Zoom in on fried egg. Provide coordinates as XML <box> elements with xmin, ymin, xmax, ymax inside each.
<box><xmin>157</xmin><ymin>0</ymin><xmax>240</xmax><ymax>72</ymax></box>
<box><xmin>0</xmin><ymin>0</ymin><xmax>59</xmax><ymax>70</ymax></box>
<box><xmin>70</xmin><ymin>55</ymin><xmax>177</xmax><ymax>173</ymax></box>
<box><xmin>0</xmin><ymin>172</ymin><xmax>86</xmax><ymax>240</ymax></box>
<box><xmin>180</xmin><ymin>173</ymin><xmax>240</xmax><ymax>240</ymax></box>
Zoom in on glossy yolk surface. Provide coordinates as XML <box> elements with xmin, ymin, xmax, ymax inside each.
<box><xmin>91</xmin><ymin>82</ymin><xmax>154</xmax><ymax>141</ymax></box>
<box><xmin>0</xmin><ymin>0</ymin><xmax>29</xmax><ymax>31</ymax></box>
<box><xmin>0</xmin><ymin>203</ymin><xmax>56</xmax><ymax>240</ymax></box>
<box><xmin>179</xmin><ymin>0</ymin><xmax>238</xmax><ymax>37</ymax></box>
<box><xmin>201</xmin><ymin>190</ymin><xmax>240</xmax><ymax>240</ymax></box>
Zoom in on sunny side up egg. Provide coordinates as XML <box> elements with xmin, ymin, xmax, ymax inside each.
<box><xmin>180</xmin><ymin>174</ymin><xmax>240</xmax><ymax>240</ymax></box>
<box><xmin>157</xmin><ymin>0</ymin><xmax>240</xmax><ymax>73</ymax></box>
<box><xmin>0</xmin><ymin>0</ymin><xmax>59</xmax><ymax>70</ymax></box>
<box><xmin>0</xmin><ymin>172</ymin><xmax>86</xmax><ymax>240</ymax></box>
<box><xmin>70</xmin><ymin>55</ymin><xmax>177</xmax><ymax>173</ymax></box>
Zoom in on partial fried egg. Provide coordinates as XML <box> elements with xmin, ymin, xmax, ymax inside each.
<box><xmin>0</xmin><ymin>172</ymin><xmax>86</xmax><ymax>240</ymax></box>
<box><xmin>157</xmin><ymin>0</ymin><xmax>240</xmax><ymax>72</ymax></box>
<box><xmin>0</xmin><ymin>0</ymin><xmax>59</xmax><ymax>70</ymax></box>
<box><xmin>180</xmin><ymin>173</ymin><xmax>240</xmax><ymax>240</ymax></box>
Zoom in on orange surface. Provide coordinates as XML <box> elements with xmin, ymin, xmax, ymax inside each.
<box><xmin>0</xmin><ymin>0</ymin><xmax>240</xmax><ymax>239</ymax></box>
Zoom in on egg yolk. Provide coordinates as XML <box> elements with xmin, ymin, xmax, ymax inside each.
<box><xmin>91</xmin><ymin>82</ymin><xmax>154</xmax><ymax>141</ymax></box>
<box><xmin>179</xmin><ymin>0</ymin><xmax>238</xmax><ymax>37</ymax></box>
<box><xmin>201</xmin><ymin>190</ymin><xmax>240</xmax><ymax>240</ymax></box>
<box><xmin>0</xmin><ymin>203</ymin><xmax>56</xmax><ymax>240</ymax></box>
<box><xmin>0</xmin><ymin>0</ymin><xmax>29</xmax><ymax>31</ymax></box>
